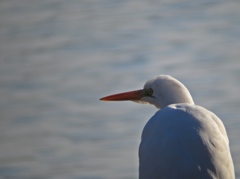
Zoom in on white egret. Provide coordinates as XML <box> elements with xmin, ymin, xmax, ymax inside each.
<box><xmin>100</xmin><ymin>75</ymin><xmax>234</xmax><ymax>179</ymax></box>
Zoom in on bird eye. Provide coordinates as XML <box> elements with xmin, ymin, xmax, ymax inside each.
<box><xmin>148</xmin><ymin>88</ymin><xmax>153</xmax><ymax>95</ymax></box>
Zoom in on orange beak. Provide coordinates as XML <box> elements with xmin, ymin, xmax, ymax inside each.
<box><xmin>100</xmin><ymin>89</ymin><xmax>144</xmax><ymax>101</ymax></box>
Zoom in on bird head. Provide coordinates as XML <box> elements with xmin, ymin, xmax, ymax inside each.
<box><xmin>100</xmin><ymin>75</ymin><xmax>194</xmax><ymax>109</ymax></box>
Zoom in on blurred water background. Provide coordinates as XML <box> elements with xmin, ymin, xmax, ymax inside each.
<box><xmin>0</xmin><ymin>0</ymin><xmax>240</xmax><ymax>178</ymax></box>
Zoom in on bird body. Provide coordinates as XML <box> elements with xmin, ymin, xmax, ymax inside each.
<box><xmin>100</xmin><ymin>75</ymin><xmax>235</xmax><ymax>179</ymax></box>
<box><xmin>139</xmin><ymin>103</ymin><xmax>234</xmax><ymax>179</ymax></box>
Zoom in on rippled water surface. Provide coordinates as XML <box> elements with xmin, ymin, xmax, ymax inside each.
<box><xmin>0</xmin><ymin>0</ymin><xmax>240</xmax><ymax>178</ymax></box>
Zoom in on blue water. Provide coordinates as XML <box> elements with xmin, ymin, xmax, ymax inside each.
<box><xmin>0</xmin><ymin>0</ymin><xmax>240</xmax><ymax>178</ymax></box>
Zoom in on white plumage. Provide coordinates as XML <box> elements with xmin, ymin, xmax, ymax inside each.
<box><xmin>100</xmin><ymin>75</ymin><xmax>234</xmax><ymax>179</ymax></box>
